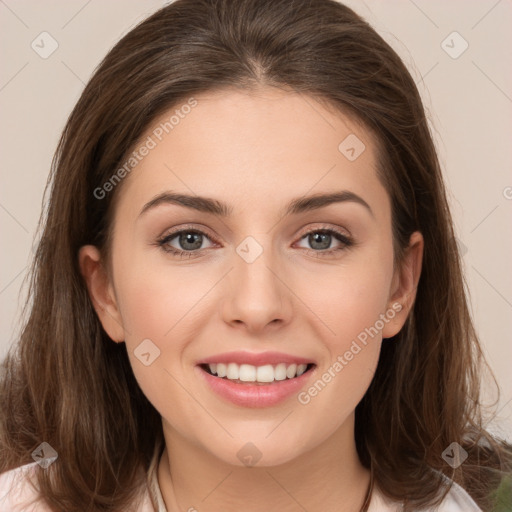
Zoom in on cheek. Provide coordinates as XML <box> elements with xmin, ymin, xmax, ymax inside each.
<box><xmin>113</xmin><ymin>243</ymin><xmax>213</xmax><ymax>342</ymax></box>
<box><xmin>309</xmin><ymin>253</ymin><xmax>394</xmax><ymax>353</ymax></box>
<box><xmin>114</xmin><ymin>263</ymin><xmax>211</xmax><ymax>422</ymax></box>
<box><xmin>108</xmin><ymin>243</ymin><xmax>200</xmax><ymax>383</ymax></box>
<box><xmin>294</xmin><ymin>249</ymin><xmax>393</xmax><ymax>418</ymax></box>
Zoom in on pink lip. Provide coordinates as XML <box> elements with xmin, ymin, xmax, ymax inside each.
<box><xmin>196</xmin><ymin>350</ymin><xmax>315</xmax><ymax>366</ymax></box>
<box><xmin>195</xmin><ymin>364</ymin><xmax>316</xmax><ymax>408</ymax></box>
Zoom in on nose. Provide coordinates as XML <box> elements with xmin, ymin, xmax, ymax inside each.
<box><xmin>221</xmin><ymin>237</ymin><xmax>293</xmax><ymax>334</ymax></box>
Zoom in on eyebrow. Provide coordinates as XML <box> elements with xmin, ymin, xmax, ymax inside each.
<box><xmin>138</xmin><ymin>190</ymin><xmax>374</xmax><ymax>219</ymax></box>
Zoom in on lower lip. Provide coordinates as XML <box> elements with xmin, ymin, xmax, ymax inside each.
<box><xmin>195</xmin><ymin>365</ymin><xmax>316</xmax><ymax>408</ymax></box>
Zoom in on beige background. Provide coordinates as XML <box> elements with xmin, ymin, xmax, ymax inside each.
<box><xmin>1</xmin><ymin>1</ymin><xmax>511</xmax><ymax>440</ymax></box>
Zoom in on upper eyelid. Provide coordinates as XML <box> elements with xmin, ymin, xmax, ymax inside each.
<box><xmin>159</xmin><ymin>225</ymin><xmax>220</xmax><ymax>244</ymax></box>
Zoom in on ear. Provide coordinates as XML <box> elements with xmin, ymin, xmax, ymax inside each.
<box><xmin>382</xmin><ymin>231</ymin><xmax>424</xmax><ymax>339</ymax></box>
<box><xmin>78</xmin><ymin>245</ymin><xmax>125</xmax><ymax>343</ymax></box>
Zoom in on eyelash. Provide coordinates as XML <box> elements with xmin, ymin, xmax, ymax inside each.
<box><xmin>155</xmin><ymin>224</ymin><xmax>354</xmax><ymax>259</ymax></box>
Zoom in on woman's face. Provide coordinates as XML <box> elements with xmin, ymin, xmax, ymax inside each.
<box><xmin>81</xmin><ymin>86</ymin><xmax>422</xmax><ymax>467</ymax></box>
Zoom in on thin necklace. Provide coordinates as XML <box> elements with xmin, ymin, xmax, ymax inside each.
<box><xmin>154</xmin><ymin>448</ymin><xmax>376</xmax><ymax>512</ymax></box>
<box><xmin>359</xmin><ymin>460</ymin><xmax>374</xmax><ymax>512</ymax></box>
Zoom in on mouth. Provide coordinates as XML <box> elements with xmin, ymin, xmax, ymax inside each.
<box><xmin>195</xmin><ymin>351</ymin><xmax>318</xmax><ymax>407</ymax></box>
<box><xmin>198</xmin><ymin>362</ymin><xmax>316</xmax><ymax>385</ymax></box>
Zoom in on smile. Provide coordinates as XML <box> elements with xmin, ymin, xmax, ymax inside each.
<box><xmin>200</xmin><ymin>362</ymin><xmax>313</xmax><ymax>384</ymax></box>
<box><xmin>195</xmin><ymin>355</ymin><xmax>317</xmax><ymax>407</ymax></box>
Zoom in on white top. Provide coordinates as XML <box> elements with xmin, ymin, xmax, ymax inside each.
<box><xmin>0</xmin><ymin>455</ymin><xmax>483</xmax><ymax>512</ymax></box>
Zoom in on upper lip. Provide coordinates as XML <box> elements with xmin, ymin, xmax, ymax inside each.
<box><xmin>196</xmin><ymin>351</ymin><xmax>315</xmax><ymax>367</ymax></box>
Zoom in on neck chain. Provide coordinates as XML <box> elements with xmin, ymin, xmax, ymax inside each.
<box><xmin>154</xmin><ymin>448</ymin><xmax>376</xmax><ymax>512</ymax></box>
<box><xmin>359</xmin><ymin>460</ymin><xmax>374</xmax><ymax>512</ymax></box>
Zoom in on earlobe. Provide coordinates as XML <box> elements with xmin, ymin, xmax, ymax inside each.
<box><xmin>382</xmin><ymin>231</ymin><xmax>424</xmax><ymax>339</ymax></box>
<box><xmin>78</xmin><ymin>245</ymin><xmax>125</xmax><ymax>342</ymax></box>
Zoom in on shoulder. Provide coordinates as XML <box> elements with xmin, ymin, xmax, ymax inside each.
<box><xmin>0</xmin><ymin>462</ymin><xmax>49</xmax><ymax>512</ymax></box>
<box><xmin>433</xmin><ymin>479</ymin><xmax>484</xmax><ymax>511</ymax></box>
<box><xmin>369</xmin><ymin>476</ymin><xmax>483</xmax><ymax>512</ymax></box>
<box><xmin>0</xmin><ymin>462</ymin><xmax>157</xmax><ymax>512</ymax></box>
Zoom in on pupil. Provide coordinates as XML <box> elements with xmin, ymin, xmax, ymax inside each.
<box><xmin>180</xmin><ymin>232</ymin><xmax>202</xmax><ymax>250</ymax></box>
<box><xmin>310</xmin><ymin>232</ymin><xmax>330</xmax><ymax>250</ymax></box>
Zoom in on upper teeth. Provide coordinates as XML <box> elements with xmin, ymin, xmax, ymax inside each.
<box><xmin>208</xmin><ymin>363</ymin><xmax>309</xmax><ymax>382</ymax></box>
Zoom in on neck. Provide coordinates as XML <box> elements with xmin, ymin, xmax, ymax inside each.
<box><xmin>157</xmin><ymin>412</ymin><xmax>371</xmax><ymax>512</ymax></box>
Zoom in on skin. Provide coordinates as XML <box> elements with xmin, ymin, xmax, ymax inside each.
<box><xmin>79</xmin><ymin>86</ymin><xmax>423</xmax><ymax>512</ymax></box>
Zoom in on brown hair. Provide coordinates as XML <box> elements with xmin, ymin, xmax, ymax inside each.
<box><xmin>1</xmin><ymin>0</ymin><xmax>510</xmax><ymax>510</ymax></box>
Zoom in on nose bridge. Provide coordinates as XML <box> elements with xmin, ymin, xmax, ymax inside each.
<box><xmin>222</xmin><ymin>232</ymin><xmax>291</xmax><ymax>329</ymax></box>
<box><xmin>234</xmin><ymin>233</ymin><xmax>281</xmax><ymax>293</ymax></box>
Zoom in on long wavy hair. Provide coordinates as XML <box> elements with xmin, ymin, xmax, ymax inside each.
<box><xmin>1</xmin><ymin>0</ymin><xmax>511</xmax><ymax>510</ymax></box>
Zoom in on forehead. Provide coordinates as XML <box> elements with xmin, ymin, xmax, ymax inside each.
<box><xmin>114</xmin><ymin>86</ymin><xmax>388</xmax><ymax>220</ymax></box>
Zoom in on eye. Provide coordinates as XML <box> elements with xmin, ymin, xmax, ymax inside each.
<box><xmin>156</xmin><ymin>228</ymin><xmax>216</xmax><ymax>258</ymax></box>
<box><xmin>155</xmin><ymin>225</ymin><xmax>354</xmax><ymax>259</ymax></box>
<box><xmin>295</xmin><ymin>227</ymin><xmax>353</xmax><ymax>256</ymax></box>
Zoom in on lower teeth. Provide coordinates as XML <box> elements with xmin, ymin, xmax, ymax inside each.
<box><xmin>224</xmin><ymin>378</ymin><xmax>276</xmax><ymax>385</ymax></box>
<box><xmin>224</xmin><ymin>377</ymin><xmax>289</xmax><ymax>383</ymax></box>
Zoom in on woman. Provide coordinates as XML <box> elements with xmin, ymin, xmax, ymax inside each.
<box><xmin>1</xmin><ymin>0</ymin><xmax>510</xmax><ymax>511</ymax></box>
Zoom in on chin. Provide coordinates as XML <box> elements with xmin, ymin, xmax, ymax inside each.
<box><xmin>211</xmin><ymin>435</ymin><xmax>310</xmax><ymax>469</ymax></box>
